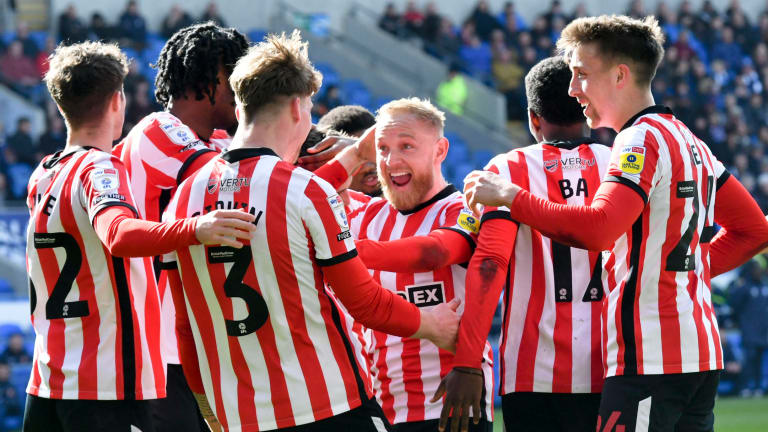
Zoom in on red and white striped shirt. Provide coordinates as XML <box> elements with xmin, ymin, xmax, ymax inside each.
<box><xmin>113</xmin><ymin>111</ymin><xmax>216</xmax><ymax>364</ymax></box>
<box><xmin>162</xmin><ymin>147</ymin><xmax>374</xmax><ymax>431</ymax></box>
<box><xmin>349</xmin><ymin>186</ymin><xmax>494</xmax><ymax>424</ymax></box>
<box><xmin>601</xmin><ymin>106</ymin><xmax>726</xmax><ymax>377</ymax></box>
<box><xmin>208</xmin><ymin>129</ymin><xmax>233</xmax><ymax>152</ymax></box>
<box><xmin>482</xmin><ymin>139</ymin><xmax>611</xmax><ymax>394</ymax></box>
<box><xmin>25</xmin><ymin>147</ymin><xmax>165</xmax><ymax>400</ymax></box>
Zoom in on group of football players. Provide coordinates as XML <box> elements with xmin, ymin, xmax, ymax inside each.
<box><xmin>21</xmin><ymin>12</ymin><xmax>768</xmax><ymax>432</ymax></box>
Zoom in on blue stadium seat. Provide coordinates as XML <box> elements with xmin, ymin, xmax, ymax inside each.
<box><xmin>10</xmin><ymin>363</ymin><xmax>30</xmax><ymax>390</ymax></box>
<box><xmin>473</xmin><ymin>149</ymin><xmax>495</xmax><ymax>168</ymax></box>
<box><xmin>314</xmin><ymin>62</ymin><xmax>340</xmax><ymax>87</ymax></box>
<box><xmin>247</xmin><ymin>29</ymin><xmax>268</xmax><ymax>44</ymax></box>
<box><xmin>373</xmin><ymin>96</ymin><xmax>391</xmax><ymax>110</ymax></box>
<box><xmin>1</xmin><ymin>31</ymin><xmax>14</xmax><ymax>45</ymax></box>
<box><xmin>28</xmin><ymin>31</ymin><xmax>49</xmax><ymax>51</ymax></box>
<box><xmin>0</xmin><ymin>323</ymin><xmax>22</xmax><ymax>340</ymax></box>
<box><xmin>308</xmin><ymin>14</ymin><xmax>330</xmax><ymax>37</ymax></box>
<box><xmin>0</xmin><ymin>279</ymin><xmax>13</xmax><ymax>296</ymax></box>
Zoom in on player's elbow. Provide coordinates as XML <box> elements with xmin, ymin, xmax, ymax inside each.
<box><xmin>419</xmin><ymin>244</ymin><xmax>451</xmax><ymax>270</ymax></box>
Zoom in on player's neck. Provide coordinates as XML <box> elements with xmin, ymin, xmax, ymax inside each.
<box><xmin>169</xmin><ymin>102</ymin><xmax>214</xmax><ymax>141</ymax></box>
<box><xmin>538</xmin><ymin>123</ymin><xmax>589</xmax><ymax>143</ymax></box>
<box><xmin>229</xmin><ymin>121</ymin><xmax>293</xmax><ymax>160</ymax></box>
<box><xmin>65</xmin><ymin>125</ymin><xmax>114</xmax><ymax>153</ymax></box>
<box><xmin>611</xmin><ymin>89</ymin><xmax>656</xmax><ymax>132</ymax></box>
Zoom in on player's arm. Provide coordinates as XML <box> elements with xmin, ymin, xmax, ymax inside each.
<box><xmin>356</xmin><ymin>229</ymin><xmax>472</xmax><ymax>272</ymax></box>
<box><xmin>165</xmin><ymin>266</ymin><xmax>222</xmax><ymax>431</ymax></box>
<box><xmin>432</xmin><ymin>216</ymin><xmax>518</xmax><ymax>432</ymax></box>
<box><xmin>176</xmin><ymin>149</ymin><xmax>217</xmax><ymax>184</ymax></box>
<box><xmin>709</xmin><ymin>174</ymin><xmax>768</xmax><ymax>276</ymax></box>
<box><xmin>299</xmin><ymin>127</ymin><xmax>376</xmax><ymax>190</ymax></box>
<box><xmin>465</xmin><ymin>171</ymin><xmax>644</xmax><ymax>251</ymax></box>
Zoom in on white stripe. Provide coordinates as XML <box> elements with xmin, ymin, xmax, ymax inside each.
<box><xmin>371</xmin><ymin>416</ymin><xmax>388</xmax><ymax>432</ymax></box>
<box><xmin>635</xmin><ymin>396</ymin><xmax>652</xmax><ymax>432</ymax></box>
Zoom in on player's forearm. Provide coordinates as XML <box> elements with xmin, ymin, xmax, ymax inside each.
<box><xmin>508</xmin><ymin>182</ymin><xmax>644</xmax><ymax>251</ymax></box>
<box><xmin>710</xmin><ymin>176</ymin><xmax>768</xmax><ymax>277</ymax></box>
<box><xmin>453</xmin><ymin>219</ymin><xmax>516</xmax><ymax>368</ymax></box>
<box><xmin>314</xmin><ymin>159</ymin><xmax>351</xmax><ymax>190</ymax></box>
<box><xmin>94</xmin><ymin>206</ymin><xmax>198</xmax><ymax>257</ymax></box>
<box><xmin>323</xmin><ymin>257</ymin><xmax>421</xmax><ymax>336</ymax></box>
<box><xmin>356</xmin><ymin>229</ymin><xmax>472</xmax><ymax>272</ymax></box>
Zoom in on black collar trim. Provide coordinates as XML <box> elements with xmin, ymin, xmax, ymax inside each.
<box><xmin>42</xmin><ymin>146</ymin><xmax>98</xmax><ymax>169</ymax></box>
<box><xmin>398</xmin><ymin>184</ymin><xmax>458</xmax><ymax>215</ymax></box>
<box><xmin>621</xmin><ymin>105</ymin><xmax>674</xmax><ymax>131</ymax></box>
<box><xmin>540</xmin><ymin>137</ymin><xmax>599</xmax><ymax>150</ymax></box>
<box><xmin>221</xmin><ymin>147</ymin><xmax>279</xmax><ymax>163</ymax></box>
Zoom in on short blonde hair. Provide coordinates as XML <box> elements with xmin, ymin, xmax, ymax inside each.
<box><xmin>557</xmin><ymin>15</ymin><xmax>665</xmax><ymax>86</ymax></box>
<box><xmin>229</xmin><ymin>30</ymin><xmax>321</xmax><ymax>121</ymax></box>
<box><xmin>45</xmin><ymin>41</ymin><xmax>128</xmax><ymax>128</ymax></box>
<box><xmin>377</xmin><ymin>97</ymin><xmax>445</xmax><ymax>135</ymax></box>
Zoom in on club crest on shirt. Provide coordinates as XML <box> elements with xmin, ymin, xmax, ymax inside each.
<box><xmin>457</xmin><ymin>209</ymin><xmax>479</xmax><ymax>234</ymax></box>
<box><xmin>544</xmin><ymin>159</ymin><xmax>559</xmax><ymax>172</ymax></box>
<box><xmin>92</xmin><ymin>168</ymin><xmax>119</xmax><ymax>191</ymax></box>
<box><xmin>327</xmin><ymin>194</ymin><xmax>349</xmax><ymax>233</ymax></box>
<box><xmin>619</xmin><ymin>146</ymin><xmax>645</xmax><ymax>175</ymax></box>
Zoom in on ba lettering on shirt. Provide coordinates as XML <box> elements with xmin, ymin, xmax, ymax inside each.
<box><xmin>162</xmin><ymin>147</ymin><xmax>371</xmax><ymax>431</ymax></box>
<box><xmin>347</xmin><ymin>186</ymin><xmax>494</xmax><ymax>424</ymax></box>
<box><xmin>25</xmin><ymin>148</ymin><xmax>165</xmax><ymax>400</ymax></box>
<box><xmin>483</xmin><ymin>139</ymin><xmax>611</xmax><ymax>394</ymax></box>
<box><xmin>602</xmin><ymin>106</ymin><xmax>727</xmax><ymax>377</ymax></box>
<box><xmin>113</xmin><ymin>111</ymin><xmax>215</xmax><ymax>365</ymax></box>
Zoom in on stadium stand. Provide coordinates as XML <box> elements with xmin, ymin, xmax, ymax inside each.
<box><xmin>1</xmin><ymin>0</ymin><xmax>767</xmax><ymax>429</ymax></box>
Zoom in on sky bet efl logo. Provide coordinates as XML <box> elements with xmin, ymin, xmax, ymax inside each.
<box><xmin>619</xmin><ymin>146</ymin><xmax>646</xmax><ymax>174</ymax></box>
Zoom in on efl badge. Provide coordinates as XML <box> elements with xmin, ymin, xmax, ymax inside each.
<box><xmin>457</xmin><ymin>209</ymin><xmax>480</xmax><ymax>234</ymax></box>
<box><xmin>92</xmin><ymin>168</ymin><xmax>119</xmax><ymax>191</ymax></box>
<box><xmin>327</xmin><ymin>194</ymin><xmax>349</xmax><ymax>231</ymax></box>
<box><xmin>619</xmin><ymin>146</ymin><xmax>645</xmax><ymax>175</ymax></box>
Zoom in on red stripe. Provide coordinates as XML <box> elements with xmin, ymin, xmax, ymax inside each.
<box><xmin>543</xmin><ymin>145</ymin><xmax>573</xmax><ymax>393</ymax></box>
<box><xmin>267</xmin><ymin>164</ymin><xmax>333</xmax><ymax>417</ymax></box>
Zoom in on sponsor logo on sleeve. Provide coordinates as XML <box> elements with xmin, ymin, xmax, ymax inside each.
<box><xmin>93</xmin><ymin>192</ymin><xmax>126</xmax><ymax>205</ymax></box>
<box><xmin>619</xmin><ymin>146</ymin><xmax>645</xmax><ymax>175</ymax></box>
<box><xmin>327</xmin><ymin>194</ymin><xmax>350</xmax><ymax>235</ymax></box>
<box><xmin>92</xmin><ymin>168</ymin><xmax>119</xmax><ymax>191</ymax></box>
<box><xmin>457</xmin><ymin>209</ymin><xmax>479</xmax><ymax>234</ymax></box>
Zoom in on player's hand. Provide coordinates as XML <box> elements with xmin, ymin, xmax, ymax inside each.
<box><xmin>463</xmin><ymin>170</ymin><xmax>520</xmax><ymax>218</ymax></box>
<box><xmin>297</xmin><ymin>134</ymin><xmax>358</xmax><ymax>171</ymax></box>
<box><xmin>431</xmin><ymin>367</ymin><xmax>484</xmax><ymax>432</ymax></box>
<box><xmin>194</xmin><ymin>209</ymin><xmax>256</xmax><ymax>248</ymax></box>
<box><xmin>416</xmin><ymin>298</ymin><xmax>461</xmax><ymax>352</ymax></box>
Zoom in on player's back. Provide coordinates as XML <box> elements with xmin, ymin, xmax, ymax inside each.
<box><xmin>602</xmin><ymin>107</ymin><xmax>726</xmax><ymax>377</ymax></box>
<box><xmin>25</xmin><ymin>147</ymin><xmax>164</xmax><ymax>401</ymax></box>
<box><xmin>164</xmin><ymin>147</ymin><xmax>372</xmax><ymax>431</ymax></box>
<box><xmin>485</xmin><ymin>139</ymin><xmax>611</xmax><ymax>394</ymax></box>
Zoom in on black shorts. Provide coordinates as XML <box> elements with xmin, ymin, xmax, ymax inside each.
<box><xmin>392</xmin><ymin>418</ymin><xmax>492</xmax><ymax>432</ymax></box>
<box><xmin>23</xmin><ymin>394</ymin><xmax>153</xmax><ymax>432</ymax></box>
<box><xmin>280</xmin><ymin>397</ymin><xmax>392</xmax><ymax>431</ymax></box>
<box><xmin>501</xmin><ymin>392</ymin><xmax>601</xmax><ymax>432</ymax></box>
<box><xmin>597</xmin><ymin>370</ymin><xmax>720</xmax><ymax>432</ymax></box>
<box><xmin>147</xmin><ymin>363</ymin><xmax>208</xmax><ymax>432</ymax></box>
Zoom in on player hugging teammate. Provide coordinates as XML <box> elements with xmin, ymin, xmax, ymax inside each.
<box><xmin>23</xmin><ymin>13</ymin><xmax>768</xmax><ymax>432</ymax></box>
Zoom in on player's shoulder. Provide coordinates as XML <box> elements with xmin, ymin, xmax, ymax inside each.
<box><xmin>127</xmin><ymin>111</ymin><xmax>204</xmax><ymax>150</ymax></box>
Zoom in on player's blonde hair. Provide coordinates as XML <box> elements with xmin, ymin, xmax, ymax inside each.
<box><xmin>557</xmin><ymin>15</ymin><xmax>665</xmax><ymax>86</ymax></box>
<box><xmin>229</xmin><ymin>30</ymin><xmax>321</xmax><ymax>121</ymax></box>
<box><xmin>377</xmin><ymin>97</ymin><xmax>445</xmax><ymax>136</ymax></box>
<box><xmin>45</xmin><ymin>41</ymin><xmax>128</xmax><ymax>128</ymax></box>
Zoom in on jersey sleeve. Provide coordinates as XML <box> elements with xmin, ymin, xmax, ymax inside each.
<box><xmin>302</xmin><ymin>176</ymin><xmax>357</xmax><ymax>266</ymax></box>
<box><xmin>79</xmin><ymin>151</ymin><xmax>139</xmax><ymax>224</ymax></box>
<box><xmin>159</xmin><ymin>183</ymin><xmax>184</xmax><ymax>269</ymax></box>
<box><xmin>603</xmin><ymin>126</ymin><xmax>662</xmax><ymax>203</ymax></box>
<box><xmin>437</xmin><ymin>200</ymin><xmax>479</xmax><ymax>250</ymax></box>
<box><xmin>481</xmin><ymin>152</ymin><xmax>521</xmax><ymax>223</ymax></box>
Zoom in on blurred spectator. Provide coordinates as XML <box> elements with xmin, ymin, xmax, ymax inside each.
<box><xmin>469</xmin><ymin>0</ymin><xmax>501</xmax><ymax>42</ymax></box>
<box><xmin>161</xmin><ymin>4</ymin><xmax>193</xmax><ymax>39</ymax></box>
<box><xmin>0</xmin><ymin>363</ymin><xmax>22</xmax><ymax>417</ymax></box>
<box><xmin>118</xmin><ymin>0</ymin><xmax>147</xmax><ymax>48</ymax></box>
<box><xmin>427</xmin><ymin>18</ymin><xmax>460</xmax><ymax>63</ymax></box>
<box><xmin>2</xmin><ymin>147</ymin><xmax>31</xmax><ymax>200</ymax></box>
<box><xmin>497</xmin><ymin>2</ymin><xmax>526</xmax><ymax>31</ymax></box>
<box><xmin>35</xmin><ymin>36</ymin><xmax>55</xmax><ymax>78</ymax></box>
<box><xmin>379</xmin><ymin>3</ymin><xmax>403</xmax><ymax>37</ymax></box>
<box><xmin>0</xmin><ymin>333</ymin><xmax>31</xmax><ymax>365</ymax></box>
<box><xmin>312</xmin><ymin>84</ymin><xmax>343</xmax><ymax>118</ymax></box>
<box><xmin>571</xmin><ymin>2</ymin><xmax>588</xmax><ymax>20</ymax></box>
<box><xmin>729</xmin><ymin>258</ymin><xmax>768</xmax><ymax>396</ymax></box>
<box><xmin>436</xmin><ymin>63</ymin><xmax>468</xmax><ymax>115</ymax></box>
<box><xmin>0</xmin><ymin>173</ymin><xmax>8</xmax><ymax>204</ymax></box>
<box><xmin>422</xmin><ymin>2</ymin><xmax>441</xmax><ymax>43</ymax></box>
<box><xmin>36</xmin><ymin>115</ymin><xmax>66</xmax><ymax>160</ymax></box>
<box><xmin>0</xmin><ymin>40</ymin><xmax>40</xmax><ymax>95</ymax></box>
<box><xmin>88</xmin><ymin>12</ymin><xmax>114</xmax><ymax>42</ymax></box>
<box><xmin>721</xmin><ymin>333</ymin><xmax>743</xmax><ymax>396</ymax></box>
<box><xmin>14</xmin><ymin>21</ymin><xmax>38</xmax><ymax>58</ymax></box>
<box><xmin>626</xmin><ymin>0</ymin><xmax>646</xmax><ymax>18</ymax></box>
<box><xmin>402</xmin><ymin>0</ymin><xmax>424</xmax><ymax>37</ymax></box>
<box><xmin>125</xmin><ymin>79</ymin><xmax>161</xmax><ymax>130</ymax></box>
<box><xmin>200</xmin><ymin>2</ymin><xmax>226</xmax><ymax>27</ymax></box>
<box><xmin>712</xmin><ymin>26</ymin><xmax>744</xmax><ymax>71</ymax></box>
<box><xmin>542</xmin><ymin>0</ymin><xmax>567</xmax><ymax>28</ymax></box>
<box><xmin>6</xmin><ymin>117</ymin><xmax>35</xmax><ymax>166</ymax></box>
<box><xmin>58</xmin><ymin>3</ymin><xmax>88</xmax><ymax>45</ymax></box>
<box><xmin>492</xmin><ymin>49</ymin><xmax>525</xmax><ymax>121</ymax></box>
<box><xmin>460</xmin><ymin>34</ymin><xmax>492</xmax><ymax>82</ymax></box>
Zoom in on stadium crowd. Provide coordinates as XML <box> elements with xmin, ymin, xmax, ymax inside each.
<box><xmin>0</xmin><ymin>0</ymin><xmax>766</xmax><ymax>431</ymax></box>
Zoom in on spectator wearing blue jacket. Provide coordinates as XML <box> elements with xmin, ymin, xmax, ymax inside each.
<box><xmin>729</xmin><ymin>258</ymin><xmax>768</xmax><ymax>396</ymax></box>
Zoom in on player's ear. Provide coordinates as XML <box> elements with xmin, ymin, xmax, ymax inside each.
<box><xmin>435</xmin><ymin>136</ymin><xmax>449</xmax><ymax>164</ymax></box>
<box><xmin>110</xmin><ymin>90</ymin><xmax>123</xmax><ymax>113</ymax></box>
<box><xmin>616</xmin><ymin>63</ymin><xmax>631</xmax><ymax>89</ymax></box>
<box><xmin>528</xmin><ymin>108</ymin><xmax>541</xmax><ymax>132</ymax></box>
<box><xmin>289</xmin><ymin>97</ymin><xmax>301</xmax><ymax>123</ymax></box>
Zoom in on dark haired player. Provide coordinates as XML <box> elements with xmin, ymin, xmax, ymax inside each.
<box><xmin>112</xmin><ymin>21</ymin><xmax>250</xmax><ymax>431</ymax></box>
<box><xmin>465</xmin><ymin>15</ymin><xmax>768</xmax><ymax>431</ymax></box>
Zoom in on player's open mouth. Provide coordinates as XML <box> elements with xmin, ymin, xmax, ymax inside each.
<box><xmin>362</xmin><ymin>172</ymin><xmax>379</xmax><ymax>187</ymax></box>
<box><xmin>390</xmin><ymin>172</ymin><xmax>412</xmax><ymax>187</ymax></box>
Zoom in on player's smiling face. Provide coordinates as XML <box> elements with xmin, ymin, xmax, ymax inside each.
<box><xmin>568</xmin><ymin>43</ymin><xmax>619</xmax><ymax>130</ymax></box>
<box><xmin>375</xmin><ymin>112</ymin><xmax>443</xmax><ymax>211</ymax></box>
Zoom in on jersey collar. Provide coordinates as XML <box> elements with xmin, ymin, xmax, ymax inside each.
<box><xmin>621</xmin><ymin>105</ymin><xmax>674</xmax><ymax>131</ymax></box>
<box><xmin>397</xmin><ymin>184</ymin><xmax>458</xmax><ymax>215</ymax></box>
<box><xmin>42</xmin><ymin>146</ymin><xmax>98</xmax><ymax>169</ymax></box>
<box><xmin>540</xmin><ymin>137</ymin><xmax>598</xmax><ymax>150</ymax></box>
<box><xmin>220</xmin><ymin>147</ymin><xmax>279</xmax><ymax>163</ymax></box>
